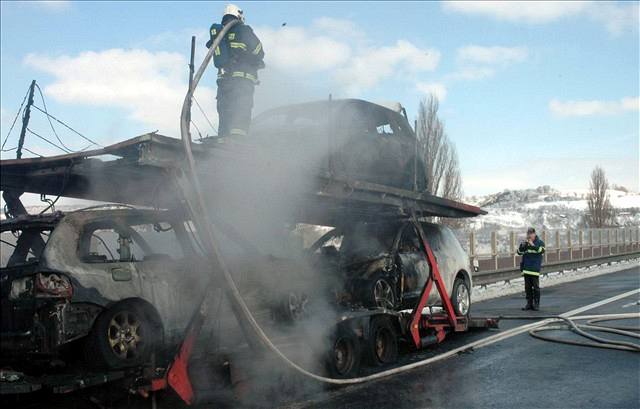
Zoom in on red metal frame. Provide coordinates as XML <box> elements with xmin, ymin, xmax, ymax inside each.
<box><xmin>408</xmin><ymin>220</ymin><xmax>462</xmax><ymax>349</ymax></box>
<box><xmin>139</xmin><ymin>301</ymin><xmax>207</xmax><ymax>404</ymax></box>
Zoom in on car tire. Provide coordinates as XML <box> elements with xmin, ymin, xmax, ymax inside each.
<box><xmin>361</xmin><ymin>274</ymin><xmax>397</xmax><ymax>310</ymax></box>
<box><xmin>451</xmin><ymin>278</ymin><xmax>471</xmax><ymax>317</ymax></box>
<box><xmin>325</xmin><ymin>325</ymin><xmax>362</xmax><ymax>379</ymax></box>
<box><xmin>365</xmin><ymin>316</ymin><xmax>399</xmax><ymax>367</ymax></box>
<box><xmin>85</xmin><ymin>300</ymin><xmax>161</xmax><ymax>369</ymax></box>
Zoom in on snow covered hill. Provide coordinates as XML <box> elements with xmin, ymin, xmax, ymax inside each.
<box><xmin>453</xmin><ymin>186</ymin><xmax>640</xmax><ymax>255</ymax></box>
<box><xmin>465</xmin><ymin>186</ymin><xmax>640</xmax><ymax>232</ymax></box>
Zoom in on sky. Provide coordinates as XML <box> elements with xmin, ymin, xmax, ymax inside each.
<box><xmin>1</xmin><ymin>0</ymin><xmax>639</xmax><ymax>201</ymax></box>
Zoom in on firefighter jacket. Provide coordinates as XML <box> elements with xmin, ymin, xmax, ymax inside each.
<box><xmin>517</xmin><ymin>236</ymin><xmax>546</xmax><ymax>276</ymax></box>
<box><xmin>206</xmin><ymin>19</ymin><xmax>265</xmax><ymax>83</ymax></box>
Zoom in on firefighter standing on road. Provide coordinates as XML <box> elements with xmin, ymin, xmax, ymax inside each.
<box><xmin>207</xmin><ymin>4</ymin><xmax>264</xmax><ymax>139</ymax></box>
<box><xmin>517</xmin><ymin>227</ymin><xmax>545</xmax><ymax>311</ymax></box>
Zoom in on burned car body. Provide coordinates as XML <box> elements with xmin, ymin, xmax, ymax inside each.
<box><xmin>1</xmin><ymin>208</ymin><xmax>210</xmax><ymax>368</ymax></box>
<box><xmin>250</xmin><ymin>99</ymin><xmax>427</xmax><ymax>191</ymax></box>
<box><xmin>0</xmin><ymin>206</ymin><xmax>328</xmax><ymax>369</ymax></box>
<box><xmin>308</xmin><ymin>221</ymin><xmax>472</xmax><ymax>315</ymax></box>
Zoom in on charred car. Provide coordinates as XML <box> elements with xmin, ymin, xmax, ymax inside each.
<box><xmin>250</xmin><ymin>99</ymin><xmax>427</xmax><ymax>191</ymax></box>
<box><xmin>308</xmin><ymin>220</ymin><xmax>472</xmax><ymax>316</ymax></box>
<box><xmin>0</xmin><ymin>207</ymin><xmax>310</xmax><ymax>370</ymax></box>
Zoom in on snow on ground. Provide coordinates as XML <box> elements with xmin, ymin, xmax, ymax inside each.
<box><xmin>525</xmin><ymin>189</ymin><xmax>640</xmax><ymax>211</ymax></box>
<box><xmin>472</xmin><ymin>258</ymin><xmax>639</xmax><ymax>303</ymax></box>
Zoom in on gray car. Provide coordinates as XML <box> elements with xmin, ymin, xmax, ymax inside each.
<box><xmin>308</xmin><ymin>220</ymin><xmax>473</xmax><ymax>316</ymax></box>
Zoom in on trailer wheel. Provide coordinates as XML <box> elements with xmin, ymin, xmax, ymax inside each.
<box><xmin>326</xmin><ymin>325</ymin><xmax>361</xmax><ymax>378</ymax></box>
<box><xmin>451</xmin><ymin>278</ymin><xmax>471</xmax><ymax>317</ymax></box>
<box><xmin>85</xmin><ymin>300</ymin><xmax>161</xmax><ymax>369</ymax></box>
<box><xmin>366</xmin><ymin>316</ymin><xmax>398</xmax><ymax>366</ymax></box>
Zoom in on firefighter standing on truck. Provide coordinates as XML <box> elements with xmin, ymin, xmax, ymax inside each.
<box><xmin>207</xmin><ymin>4</ymin><xmax>264</xmax><ymax>139</ymax></box>
<box><xmin>517</xmin><ymin>227</ymin><xmax>545</xmax><ymax>311</ymax></box>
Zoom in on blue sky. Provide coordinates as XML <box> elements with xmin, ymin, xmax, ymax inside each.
<box><xmin>1</xmin><ymin>1</ymin><xmax>638</xmax><ymax>199</ymax></box>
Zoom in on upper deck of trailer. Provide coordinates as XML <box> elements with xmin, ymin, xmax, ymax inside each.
<box><xmin>0</xmin><ymin>132</ymin><xmax>486</xmax><ymax>224</ymax></box>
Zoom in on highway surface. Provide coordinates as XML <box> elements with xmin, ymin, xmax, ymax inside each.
<box><xmin>287</xmin><ymin>265</ymin><xmax>640</xmax><ymax>409</ymax></box>
<box><xmin>7</xmin><ymin>265</ymin><xmax>638</xmax><ymax>409</ymax></box>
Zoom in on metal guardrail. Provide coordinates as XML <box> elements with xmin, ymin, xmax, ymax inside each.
<box><xmin>469</xmin><ymin>227</ymin><xmax>640</xmax><ymax>286</ymax></box>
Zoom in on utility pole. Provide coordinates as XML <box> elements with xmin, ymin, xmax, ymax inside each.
<box><xmin>17</xmin><ymin>80</ymin><xmax>36</xmax><ymax>159</ymax></box>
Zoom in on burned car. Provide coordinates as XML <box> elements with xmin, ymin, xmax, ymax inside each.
<box><xmin>0</xmin><ymin>207</ymin><xmax>211</xmax><ymax>369</ymax></box>
<box><xmin>0</xmin><ymin>207</ymin><xmax>312</xmax><ymax>370</ymax></box>
<box><xmin>308</xmin><ymin>221</ymin><xmax>472</xmax><ymax>316</ymax></box>
<box><xmin>250</xmin><ymin>99</ymin><xmax>427</xmax><ymax>191</ymax></box>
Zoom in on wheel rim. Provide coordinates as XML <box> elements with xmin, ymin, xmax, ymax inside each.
<box><xmin>107</xmin><ymin>311</ymin><xmax>143</xmax><ymax>360</ymax></box>
<box><xmin>373</xmin><ymin>279</ymin><xmax>395</xmax><ymax>309</ymax></box>
<box><xmin>333</xmin><ymin>337</ymin><xmax>355</xmax><ymax>375</ymax></box>
<box><xmin>286</xmin><ymin>292</ymin><xmax>308</xmax><ymax>321</ymax></box>
<box><xmin>456</xmin><ymin>284</ymin><xmax>470</xmax><ymax>316</ymax></box>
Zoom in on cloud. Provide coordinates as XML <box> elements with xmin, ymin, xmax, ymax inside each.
<box><xmin>549</xmin><ymin>97</ymin><xmax>640</xmax><ymax>117</ymax></box>
<box><xmin>256</xmin><ymin>19</ymin><xmax>440</xmax><ymax>94</ymax></box>
<box><xmin>443</xmin><ymin>1</ymin><xmax>588</xmax><ymax>23</ymax></box>
<box><xmin>445</xmin><ymin>45</ymin><xmax>528</xmax><ymax>82</ymax></box>
<box><xmin>334</xmin><ymin>41</ymin><xmax>440</xmax><ymax>94</ymax></box>
<box><xmin>256</xmin><ymin>25</ymin><xmax>352</xmax><ymax>73</ymax></box>
<box><xmin>22</xmin><ymin>17</ymin><xmax>440</xmax><ymax>136</ymax></box>
<box><xmin>416</xmin><ymin>82</ymin><xmax>447</xmax><ymax>101</ymax></box>
<box><xmin>457</xmin><ymin>45</ymin><xmax>528</xmax><ymax>65</ymax></box>
<box><xmin>443</xmin><ymin>1</ymin><xmax>638</xmax><ymax>36</ymax></box>
<box><xmin>24</xmin><ymin>49</ymin><xmax>216</xmax><ymax>137</ymax></box>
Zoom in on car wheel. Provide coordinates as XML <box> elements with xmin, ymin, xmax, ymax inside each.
<box><xmin>325</xmin><ymin>325</ymin><xmax>361</xmax><ymax>378</ymax></box>
<box><xmin>451</xmin><ymin>278</ymin><xmax>471</xmax><ymax>317</ymax></box>
<box><xmin>366</xmin><ymin>316</ymin><xmax>398</xmax><ymax>366</ymax></box>
<box><xmin>362</xmin><ymin>274</ymin><xmax>397</xmax><ymax>310</ymax></box>
<box><xmin>86</xmin><ymin>300</ymin><xmax>161</xmax><ymax>369</ymax></box>
<box><xmin>274</xmin><ymin>291</ymin><xmax>309</xmax><ymax>322</ymax></box>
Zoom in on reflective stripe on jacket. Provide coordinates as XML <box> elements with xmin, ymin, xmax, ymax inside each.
<box><xmin>206</xmin><ymin>20</ymin><xmax>265</xmax><ymax>81</ymax></box>
<box><xmin>517</xmin><ymin>236</ymin><xmax>545</xmax><ymax>274</ymax></box>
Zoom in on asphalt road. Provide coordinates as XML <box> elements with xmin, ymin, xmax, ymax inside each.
<box><xmin>286</xmin><ymin>265</ymin><xmax>640</xmax><ymax>409</ymax></box>
<box><xmin>6</xmin><ymin>265</ymin><xmax>638</xmax><ymax>409</ymax></box>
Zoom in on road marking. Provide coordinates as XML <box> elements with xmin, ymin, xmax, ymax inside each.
<box><xmin>560</xmin><ymin>289</ymin><xmax>639</xmax><ymax>317</ymax></box>
<box><xmin>470</xmin><ymin>288</ymin><xmax>640</xmax><ymax>350</ymax></box>
<box><xmin>622</xmin><ymin>300</ymin><xmax>640</xmax><ymax>308</ymax></box>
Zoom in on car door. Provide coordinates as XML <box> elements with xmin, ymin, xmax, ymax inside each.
<box><xmin>125</xmin><ymin>219</ymin><xmax>208</xmax><ymax>341</ymax></box>
<box><xmin>395</xmin><ymin>223</ymin><xmax>431</xmax><ymax>307</ymax></box>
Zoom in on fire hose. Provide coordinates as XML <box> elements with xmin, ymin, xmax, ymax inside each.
<box><xmin>178</xmin><ymin>20</ymin><xmax>640</xmax><ymax>387</ymax></box>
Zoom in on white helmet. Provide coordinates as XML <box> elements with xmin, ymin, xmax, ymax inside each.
<box><xmin>223</xmin><ymin>4</ymin><xmax>244</xmax><ymax>22</ymax></box>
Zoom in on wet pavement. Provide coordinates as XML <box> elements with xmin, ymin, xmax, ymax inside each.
<box><xmin>5</xmin><ymin>265</ymin><xmax>639</xmax><ymax>409</ymax></box>
<box><xmin>285</xmin><ymin>265</ymin><xmax>640</xmax><ymax>409</ymax></box>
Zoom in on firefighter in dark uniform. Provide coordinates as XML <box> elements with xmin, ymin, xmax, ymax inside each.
<box><xmin>517</xmin><ymin>227</ymin><xmax>546</xmax><ymax>311</ymax></box>
<box><xmin>207</xmin><ymin>4</ymin><xmax>264</xmax><ymax>138</ymax></box>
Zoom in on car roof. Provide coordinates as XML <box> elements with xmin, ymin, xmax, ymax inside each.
<box><xmin>254</xmin><ymin>98</ymin><xmax>412</xmax><ymax>129</ymax></box>
<box><xmin>0</xmin><ymin>207</ymin><xmax>176</xmax><ymax>232</ymax></box>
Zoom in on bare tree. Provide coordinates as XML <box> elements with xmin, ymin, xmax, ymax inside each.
<box><xmin>587</xmin><ymin>166</ymin><xmax>614</xmax><ymax>227</ymax></box>
<box><xmin>416</xmin><ymin>95</ymin><xmax>463</xmax><ymax>201</ymax></box>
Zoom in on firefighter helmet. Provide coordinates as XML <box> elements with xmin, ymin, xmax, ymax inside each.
<box><xmin>223</xmin><ymin>4</ymin><xmax>244</xmax><ymax>22</ymax></box>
